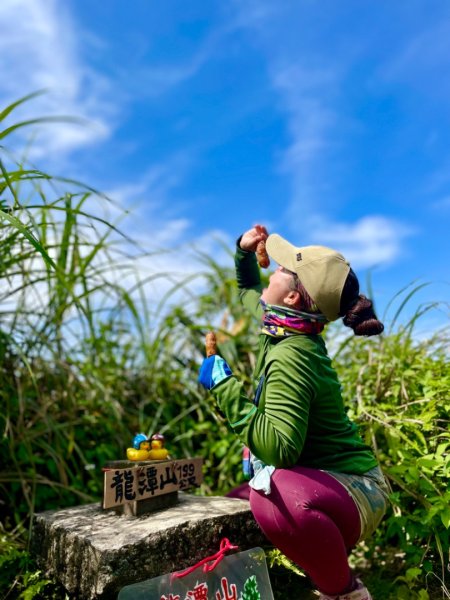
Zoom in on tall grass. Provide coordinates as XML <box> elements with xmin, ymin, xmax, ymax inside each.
<box><xmin>0</xmin><ymin>96</ymin><xmax>246</xmax><ymax>539</ymax></box>
<box><xmin>0</xmin><ymin>95</ymin><xmax>449</xmax><ymax>600</ymax></box>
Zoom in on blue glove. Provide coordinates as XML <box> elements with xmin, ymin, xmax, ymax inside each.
<box><xmin>198</xmin><ymin>355</ymin><xmax>232</xmax><ymax>390</ymax></box>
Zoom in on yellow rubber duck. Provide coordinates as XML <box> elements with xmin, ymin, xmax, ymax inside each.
<box><xmin>126</xmin><ymin>433</ymin><xmax>151</xmax><ymax>461</ymax></box>
<box><xmin>148</xmin><ymin>433</ymin><xmax>170</xmax><ymax>460</ymax></box>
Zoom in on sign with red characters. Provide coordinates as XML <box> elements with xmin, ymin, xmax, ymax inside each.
<box><xmin>118</xmin><ymin>545</ymin><xmax>274</xmax><ymax>600</ymax></box>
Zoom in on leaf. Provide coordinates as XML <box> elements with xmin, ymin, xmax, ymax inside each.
<box><xmin>405</xmin><ymin>567</ymin><xmax>422</xmax><ymax>581</ymax></box>
<box><xmin>0</xmin><ymin>90</ymin><xmax>47</xmax><ymax>123</ymax></box>
<box><xmin>440</xmin><ymin>507</ymin><xmax>450</xmax><ymax>529</ymax></box>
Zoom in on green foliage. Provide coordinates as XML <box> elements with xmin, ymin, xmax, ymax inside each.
<box><xmin>329</xmin><ymin>298</ymin><xmax>449</xmax><ymax>599</ymax></box>
<box><xmin>0</xmin><ymin>530</ymin><xmax>67</xmax><ymax>599</ymax></box>
<box><xmin>265</xmin><ymin>548</ymin><xmax>316</xmax><ymax>599</ymax></box>
<box><xmin>0</xmin><ymin>94</ymin><xmax>449</xmax><ymax>600</ymax></box>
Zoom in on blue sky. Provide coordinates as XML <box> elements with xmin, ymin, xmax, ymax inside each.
<box><xmin>1</xmin><ymin>0</ymin><xmax>449</xmax><ymax>332</ymax></box>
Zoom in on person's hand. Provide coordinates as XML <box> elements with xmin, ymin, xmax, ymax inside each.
<box><xmin>240</xmin><ymin>224</ymin><xmax>269</xmax><ymax>252</ymax></box>
<box><xmin>198</xmin><ymin>355</ymin><xmax>232</xmax><ymax>390</ymax></box>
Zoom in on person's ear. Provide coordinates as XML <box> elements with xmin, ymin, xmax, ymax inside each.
<box><xmin>283</xmin><ymin>290</ymin><xmax>300</xmax><ymax>307</ymax></box>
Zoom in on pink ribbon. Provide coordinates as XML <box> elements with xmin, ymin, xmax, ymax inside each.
<box><xmin>171</xmin><ymin>538</ymin><xmax>238</xmax><ymax>581</ymax></box>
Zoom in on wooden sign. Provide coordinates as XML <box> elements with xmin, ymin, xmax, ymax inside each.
<box><xmin>103</xmin><ymin>457</ymin><xmax>203</xmax><ymax>510</ymax></box>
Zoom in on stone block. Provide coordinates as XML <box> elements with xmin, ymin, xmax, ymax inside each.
<box><xmin>31</xmin><ymin>493</ymin><xmax>268</xmax><ymax>599</ymax></box>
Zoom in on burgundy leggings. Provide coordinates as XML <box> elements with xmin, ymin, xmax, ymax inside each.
<box><xmin>227</xmin><ymin>466</ymin><xmax>361</xmax><ymax>596</ymax></box>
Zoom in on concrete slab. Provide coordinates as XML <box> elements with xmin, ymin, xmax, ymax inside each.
<box><xmin>31</xmin><ymin>493</ymin><xmax>268</xmax><ymax>599</ymax></box>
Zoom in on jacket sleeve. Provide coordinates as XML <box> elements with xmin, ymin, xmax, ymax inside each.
<box><xmin>234</xmin><ymin>240</ymin><xmax>263</xmax><ymax>321</ymax></box>
<box><xmin>211</xmin><ymin>341</ymin><xmax>317</xmax><ymax>468</ymax></box>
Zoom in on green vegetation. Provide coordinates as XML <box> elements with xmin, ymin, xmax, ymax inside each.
<box><xmin>0</xmin><ymin>96</ymin><xmax>449</xmax><ymax>599</ymax></box>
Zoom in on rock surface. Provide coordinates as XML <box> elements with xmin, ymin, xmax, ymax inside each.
<box><xmin>31</xmin><ymin>493</ymin><xmax>268</xmax><ymax>599</ymax></box>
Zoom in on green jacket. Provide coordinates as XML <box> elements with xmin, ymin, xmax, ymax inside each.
<box><xmin>211</xmin><ymin>244</ymin><xmax>378</xmax><ymax>474</ymax></box>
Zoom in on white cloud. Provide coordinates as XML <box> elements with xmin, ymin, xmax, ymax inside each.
<box><xmin>86</xmin><ymin>223</ymin><xmax>234</xmax><ymax>328</ymax></box>
<box><xmin>98</xmin><ymin>162</ymin><xmax>235</xmax><ymax>314</ymax></box>
<box><xmin>272</xmin><ymin>64</ymin><xmax>342</xmax><ymax>213</ymax></box>
<box><xmin>229</xmin><ymin>4</ymin><xmax>417</xmax><ymax>272</ymax></box>
<box><xmin>133</xmin><ymin>52</ymin><xmax>207</xmax><ymax>98</ymax></box>
<box><xmin>126</xmin><ymin>26</ymin><xmax>222</xmax><ymax>98</ymax></box>
<box><xmin>308</xmin><ymin>215</ymin><xmax>414</xmax><ymax>269</ymax></box>
<box><xmin>0</xmin><ymin>0</ymin><xmax>117</xmax><ymax>160</ymax></box>
<box><xmin>229</xmin><ymin>2</ymin><xmax>351</xmax><ymax>216</ymax></box>
<box><xmin>230</xmin><ymin>0</ymin><xmax>278</xmax><ymax>32</ymax></box>
<box><xmin>378</xmin><ymin>19</ymin><xmax>450</xmax><ymax>89</ymax></box>
<box><xmin>431</xmin><ymin>196</ymin><xmax>450</xmax><ymax>211</ymax></box>
<box><xmin>103</xmin><ymin>152</ymin><xmax>198</xmax><ymax>249</ymax></box>
<box><xmin>230</xmin><ymin>3</ymin><xmax>356</xmax><ymax>216</ymax></box>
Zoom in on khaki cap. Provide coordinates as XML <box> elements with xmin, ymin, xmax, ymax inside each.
<box><xmin>265</xmin><ymin>233</ymin><xmax>350</xmax><ymax>322</ymax></box>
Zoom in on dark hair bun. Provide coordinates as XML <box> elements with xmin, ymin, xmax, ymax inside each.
<box><xmin>342</xmin><ymin>295</ymin><xmax>384</xmax><ymax>337</ymax></box>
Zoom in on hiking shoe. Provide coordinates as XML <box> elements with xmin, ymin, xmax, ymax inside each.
<box><xmin>318</xmin><ymin>579</ymin><xmax>372</xmax><ymax>600</ymax></box>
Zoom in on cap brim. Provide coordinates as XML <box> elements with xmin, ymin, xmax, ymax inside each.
<box><xmin>265</xmin><ymin>234</ymin><xmax>299</xmax><ymax>271</ymax></box>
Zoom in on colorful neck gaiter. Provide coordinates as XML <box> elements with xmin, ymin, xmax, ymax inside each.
<box><xmin>260</xmin><ymin>300</ymin><xmax>327</xmax><ymax>337</ymax></box>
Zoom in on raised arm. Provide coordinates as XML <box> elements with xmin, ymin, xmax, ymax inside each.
<box><xmin>235</xmin><ymin>224</ymin><xmax>269</xmax><ymax>321</ymax></box>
